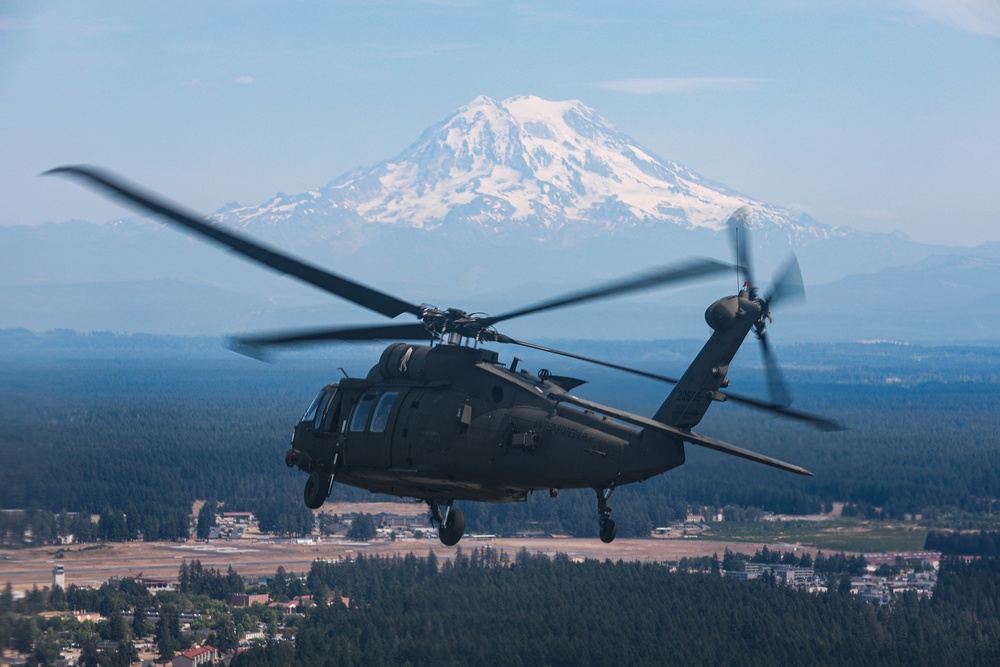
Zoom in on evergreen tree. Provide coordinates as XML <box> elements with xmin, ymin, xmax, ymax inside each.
<box><xmin>132</xmin><ymin>602</ymin><xmax>147</xmax><ymax>638</ymax></box>
<box><xmin>12</xmin><ymin>616</ymin><xmax>37</xmax><ymax>654</ymax></box>
<box><xmin>155</xmin><ymin>607</ymin><xmax>180</xmax><ymax>660</ymax></box>
<box><xmin>197</xmin><ymin>501</ymin><xmax>218</xmax><ymax>539</ymax></box>
<box><xmin>79</xmin><ymin>638</ymin><xmax>100</xmax><ymax>667</ymax></box>
<box><xmin>0</xmin><ymin>582</ymin><xmax>13</xmax><ymax>612</ymax></box>
<box><xmin>48</xmin><ymin>584</ymin><xmax>67</xmax><ymax>611</ymax></box>
<box><xmin>347</xmin><ymin>513</ymin><xmax>377</xmax><ymax>541</ymax></box>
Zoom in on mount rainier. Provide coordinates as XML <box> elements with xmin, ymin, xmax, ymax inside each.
<box><xmin>215</xmin><ymin>95</ymin><xmax>832</xmax><ymax>243</ymax></box>
<box><xmin>4</xmin><ymin>94</ymin><xmax>998</xmax><ymax>342</ymax></box>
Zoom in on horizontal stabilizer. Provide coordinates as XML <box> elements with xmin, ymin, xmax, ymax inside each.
<box><xmin>550</xmin><ymin>392</ymin><xmax>813</xmax><ymax>476</ymax></box>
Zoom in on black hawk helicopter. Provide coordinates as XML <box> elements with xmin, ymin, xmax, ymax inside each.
<box><xmin>48</xmin><ymin>165</ymin><xmax>843</xmax><ymax>546</ymax></box>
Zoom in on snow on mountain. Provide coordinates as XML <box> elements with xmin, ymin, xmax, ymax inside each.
<box><xmin>215</xmin><ymin>95</ymin><xmax>837</xmax><ymax>242</ymax></box>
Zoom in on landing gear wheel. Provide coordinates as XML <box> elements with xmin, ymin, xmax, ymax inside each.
<box><xmin>599</xmin><ymin>519</ymin><xmax>617</xmax><ymax>544</ymax></box>
<box><xmin>303</xmin><ymin>471</ymin><xmax>331</xmax><ymax>509</ymax></box>
<box><xmin>439</xmin><ymin>508</ymin><xmax>466</xmax><ymax>546</ymax></box>
<box><xmin>595</xmin><ymin>485</ymin><xmax>617</xmax><ymax>543</ymax></box>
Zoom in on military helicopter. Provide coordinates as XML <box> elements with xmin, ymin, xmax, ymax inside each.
<box><xmin>48</xmin><ymin>165</ymin><xmax>842</xmax><ymax>546</ymax></box>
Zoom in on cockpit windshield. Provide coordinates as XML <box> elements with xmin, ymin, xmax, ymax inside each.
<box><xmin>301</xmin><ymin>389</ymin><xmax>330</xmax><ymax>423</ymax></box>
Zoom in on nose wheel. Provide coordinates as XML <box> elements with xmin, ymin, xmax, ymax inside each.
<box><xmin>596</xmin><ymin>485</ymin><xmax>617</xmax><ymax>543</ymax></box>
<box><xmin>428</xmin><ymin>499</ymin><xmax>465</xmax><ymax>546</ymax></box>
<box><xmin>302</xmin><ymin>452</ymin><xmax>339</xmax><ymax>510</ymax></box>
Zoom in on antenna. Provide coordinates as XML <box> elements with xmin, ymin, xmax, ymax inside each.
<box><xmin>735</xmin><ymin>224</ymin><xmax>741</xmax><ymax>291</ymax></box>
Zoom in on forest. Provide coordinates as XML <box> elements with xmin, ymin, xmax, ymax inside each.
<box><xmin>1</xmin><ymin>330</ymin><xmax>999</xmax><ymax>541</ymax></box>
<box><xmin>4</xmin><ymin>549</ymin><xmax>1000</xmax><ymax>666</ymax></box>
<box><xmin>235</xmin><ymin>552</ymin><xmax>1000</xmax><ymax>667</ymax></box>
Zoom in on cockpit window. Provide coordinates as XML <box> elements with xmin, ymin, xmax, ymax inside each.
<box><xmin>315</xmin><ymin>390</ymin><xmax>339</xmax><ymax>429</ymax></box>
<box><xmin>301</xmin><ymin>390</ymin><xmax>328</xmax><ymax>424</ymax></box>
<box><xmin>349</xmin><ymin>393</ymin><xmax>378</xmax><ymax>432</ymax></box>
<box><xmin>370</xmin><ymin>392</ymin><xmax>399</xmax><ymax>433</ymax></box>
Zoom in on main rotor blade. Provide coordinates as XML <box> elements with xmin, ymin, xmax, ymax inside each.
<box><xmin>500</xmin><ymin>335</ymin><xmax>844</xmax><ymax>431</ymax></box>
<box><xmin>482</xmin><ymin>258</ymin><xmax>732</xmax><ymax>327</ymax></box>
<box><xmin>763</xmin><ymin>253</ymin><xmax>806</xmax><ymax>308</ymax></box>
<box><xmin>231</xmin><ymin>322</ymin><xmax>433</xmax><ymax>348</ymax></box>
<box><xmin>44</xmin><ymin>165</ymin><xmax>423</xmax><ymax>319</ymax></box>
<box><xmin>496</xmin><ymin>335</ymin><xmax>682</xmax><ymax>383</ymax></box>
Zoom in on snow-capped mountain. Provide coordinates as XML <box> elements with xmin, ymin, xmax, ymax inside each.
<box><xmin>215</xmin><ymin>95</ymin><xmax>835</xmax><ymax>242</ymax></box>
<box><xmin>9</xmin><ymin>94</ymin><xmax>991</xmax><ymax>342</ymax></box>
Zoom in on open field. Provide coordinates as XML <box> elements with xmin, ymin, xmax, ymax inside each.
<box><xmin>703</xmin><ymin>520</ymin><xmax>931</xmax><ymax>553</ymax></box>
<box><xmin>1</xmin><ymin>502</ymin><xmax>939</xmax><ymax>592</ymax></box>
<box><xmin>1</xmin><ymin>535</ymin><xmax>795</xmax><ymax>593</ymax></box>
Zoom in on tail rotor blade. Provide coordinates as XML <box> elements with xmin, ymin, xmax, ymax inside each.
<box><xmin>759</xmin><ymin>331</ymin><xmax>793</xmax><ymax>408</ymax></box>
<box><xmin>764</xmin><ymin>253</ymin><xmax>805</xmax><ymax>308</ymax></box>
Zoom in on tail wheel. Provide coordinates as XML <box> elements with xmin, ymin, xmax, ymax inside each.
<box><xmin>439</xmin><ymin>508</ymin><xmax>466</xmax><ymax>546</ymax></box>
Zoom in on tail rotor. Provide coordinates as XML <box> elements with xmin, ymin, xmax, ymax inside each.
<box><xmin>726</xmin><ymin>207</ymin><xmax>805</xmax><ymax>409</ymax></box>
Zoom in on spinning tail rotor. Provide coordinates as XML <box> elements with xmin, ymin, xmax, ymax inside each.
<box><xmin>727</xmin><ymin>206</ymin><xmax>805</xmax><ymax>410</ymax></box>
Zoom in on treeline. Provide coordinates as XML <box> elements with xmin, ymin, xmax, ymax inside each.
<box><xmin>925</xmin><ymin>530</ymin><xmax>1000</xmax><ymax>556</ymax></box>
<box><xmin>8</xmin><ymin>552</ymin><xmax>997</xmax><ymax>666</ymax></box>
<box><xmin>2</xmin><ymin>345</ymin><xmax>1000</xmax><ymax>541</ymax></box>
<box><xmin>231</xmin><ymin>554</ymin><xmax>1000</xmax><ymax>667</ymax></box>
<box><xmin>714</xmin><ymin>546</ymin><xmax>868</xmax><ymax>576</ymax></box>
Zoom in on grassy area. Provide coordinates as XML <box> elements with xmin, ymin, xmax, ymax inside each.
<box><xmin>702</xmin><ymin>519</ymin><xmax>930</xmax><ymax>553</ymax></box>
<box><xmin>46</xmin><ymin>543</ymin><xmax>112</xmax><ymax>557</ymax></box>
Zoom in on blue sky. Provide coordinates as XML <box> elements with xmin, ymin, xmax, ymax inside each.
<box><xmin>1</xmin><ymin>1</ymin><xmax>998</xmax><ymax>245</ymax></box>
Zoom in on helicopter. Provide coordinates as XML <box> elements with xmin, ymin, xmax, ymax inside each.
<box><xmin>47</xmin><ymin>165</ymin><xmax>843</xmax><ymax>546</ymax></box>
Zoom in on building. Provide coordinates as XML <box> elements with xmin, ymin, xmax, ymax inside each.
<box><xmin>725</xmin><ymin>563</ymin><xmax>816</xmax><ymax>583</ymax></box>
<box><xmin>864</xmin><ymin>552</ymin><xmax>941</xmax><ymax>570</ymax></box>
<box><xmin>172</xmin><ymin>645</ymin><xmax>217</xmax><ymax>667</ymax></box>
<box><xmin>52</xmin><ymin>564</ymin><xmax>65</xmax><ymax>589</ymax></box>
<box><xmin>109</xmin><ymin>576</ymin><xmax>175</xmax><ymax>594</ymax></box>
<box><xmin>227</xmin><ymin>593</ymin><xmax>270</xmax><ymax>607</ymax></box>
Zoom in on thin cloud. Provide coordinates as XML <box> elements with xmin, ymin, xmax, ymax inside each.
<box><xmin>906</xmin><ymin>0</ymin><xmax>1000</xmax><ymax>37</ymax></box>
<box><xmin>0</xmin><ymin>11</ymin><xmax>128</xmax><ymax>37</ymax></box>
<box><xmin>592</xmin><ymin>77</ymin><xmax>766</xmax><ymax>95</ymax></box>
<box><xmin>375</xmin><ymin>43</ymin><xmax>470</xmax><ymax>59</ymax></box>
<box><xmin>858</xmin><ymin>209</ymin><xmax>898</xmax><ymax>220</ymax></box>
<box><xmin>234</xmin><ymin>75</ymin><xmax>256</xmax><ymax>85</ymax></box>
<box><xmin>517</xmin><ymin>7</ymin><xmax>616</xmax><ymax>26</ymax></box>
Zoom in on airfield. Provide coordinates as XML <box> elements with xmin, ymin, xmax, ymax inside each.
<box><xmin>0</xmin><ymin>536</ymin><xmax>797</xmax><ymax>593</ymax></box>
<box><xmin>0</xmin><ymin>502</ymin><xmax>811</xmax><ymax>592</ymax></box>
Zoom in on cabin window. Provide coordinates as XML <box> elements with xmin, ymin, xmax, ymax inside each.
<box><xmin>301</xmin><ymin>390</ymin><xmax>328</xmax><ymax>424</ymax></box>
<box><xmin>349</xmin><ymin>393</ymin><xmax>378</xmax><ymax>432</ymax></box>
<box><xmin>370</xmin><ymin>392</ymin><xmax>399</xmax><ymax>433</ymax></box>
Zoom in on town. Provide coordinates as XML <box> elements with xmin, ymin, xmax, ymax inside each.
<box><xmin>1</xmin><ymin>504</ymin><xmax>952</xmax><ymax>666</ymax></box>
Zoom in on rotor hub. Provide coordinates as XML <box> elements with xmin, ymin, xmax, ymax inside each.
<box><xmin>705</xmin><ymin>292</ymin><xmax>763</xmax><ymax>332</ymax></box>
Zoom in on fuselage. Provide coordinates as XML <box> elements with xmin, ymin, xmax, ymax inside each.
<box><xmin>289</xmin><ymin>342</ymin><xmax>686</xmax><ymax>503</ymax></box>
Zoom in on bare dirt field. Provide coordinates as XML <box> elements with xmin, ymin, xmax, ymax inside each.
<box><xmin>0</xmin><ymin>536</ymin><xmax>807</xmax><ymax>592</ymax></box>
<box><xmin>0</xmin><ymin>503</ymin><xmax>815</xmax><ymax>592</ymax></box>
